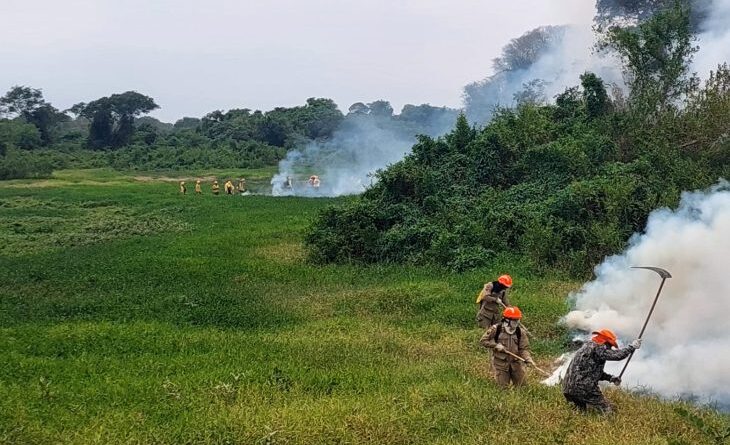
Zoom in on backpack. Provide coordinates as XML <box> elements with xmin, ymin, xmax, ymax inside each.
<box><xmin>476</xmin><ymin>290</ymin><xmax>484</xmax><ymax>304</ymax></box>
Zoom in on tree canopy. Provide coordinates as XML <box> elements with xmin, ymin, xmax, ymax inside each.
<box><xmin>72</xmin><ymin>91</ymin><xmax>159</xmax><ymax>149</ymax></box>
<box><xmin>0</xmin><ymin>86</ymin><xmax>68</xmax><ymax>145</ymax></box>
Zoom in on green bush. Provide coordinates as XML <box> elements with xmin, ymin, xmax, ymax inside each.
<box><xmin>0</xmin><ymin>149</ymin><xmax>53</xmax><ymax>180</ymax></box>
<box><xmin>305</xmin><ymin>33</ymin><xmax>730</xmax><ymax>275</ymax></box>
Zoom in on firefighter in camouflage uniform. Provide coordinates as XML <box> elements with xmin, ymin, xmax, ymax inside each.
<box><xmin>562</xmin><ymin>329</ymin><xmax>642</xmax><ymax>413</ymax></box>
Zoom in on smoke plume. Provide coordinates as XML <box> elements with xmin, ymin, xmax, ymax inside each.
<box><xmin>464</xmin><ymin>23</ymin><xmax>624</xmax><ymax>124</ymax></box>
<box><xmin>694</xmin><ymin>0</ymin><xmax>730</xmax><ymax>77</ymax></box>
<box><xmin>548</xmin><ymin>181</ymin><xmax>730</xmax><ymax>407</ymax></box>
<box><xmin>271</xmin><ymin>108</ymin><xmax>456</xmax><ymax>197</ymax></box>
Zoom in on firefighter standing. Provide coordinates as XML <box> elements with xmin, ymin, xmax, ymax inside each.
<box><xmin>480</xmin><ymin>306</ymin><xmax>534</xmax><ymax>388</ymax></box>
<box><xmin>476</xmin><ymin>275</ymin><xmax>513</xmax><ymax>328</ymax></box>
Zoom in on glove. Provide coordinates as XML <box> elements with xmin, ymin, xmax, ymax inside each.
<box><xmin>494</xmin><ymin>344</ymin><xmax>505</xmax><ymax>352</ymax></box>
<box><xmin>629</xmin><ymin>338</ymin><xmax>642</xmax><ymax>350</ymax></box>
<box><xmin>496</xmin><ymin>298</ymin><xmax>504</xmax><ymax>306</ymax></box>
<box><xmin>526</xmin><ymin>358</ymin><xmax>536</xmax><ymax>366</ymax></box>
<box><xmin>610</xmin><ymin>376</ymin><xmax>621</xmax><ymax>386</ymax></box>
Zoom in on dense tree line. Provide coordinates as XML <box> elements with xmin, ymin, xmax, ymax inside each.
<box><xmin>305</xmin><ymin>4</ymin><xmax>730</xmax><ymax>275</ymax></box>
<box><xmin>0</xmin><ymin>85</ymin><xmax>455</xmax><ymax>179</ymax></box>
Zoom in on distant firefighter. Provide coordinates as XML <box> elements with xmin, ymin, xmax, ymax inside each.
<box><xmin>212</xmin><ymin>180</ymin><xmax>220</xmax><ymax>195</ymax></box>
<box><xmin>476</xmin><ymin>275</ymin><xmax>513</xmax><ymax>328</ymax></box>
<box><xmin>195</xmin><ymin>180</ymin><xmax>202</xmax><ymax>194</ymax></box>
<box><xmin>285</xmin><ymin>176</ymin><xmax>293</xmax><ymax>190</ymax></box>
<box><xmin>179</xmin><ymin>181</ymin><xmax>187</xmax><ymax>194</ymax></box>
<box><xmin>224</xmin><ymin>180</ymin><xmax>235</xmax><ymax>195</ymax></box>
<box><xmin>238</xmin><ymin>178</ymin><xmax>247</xmax><ymax>194</ymax></box>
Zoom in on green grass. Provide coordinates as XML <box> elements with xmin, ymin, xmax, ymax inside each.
<box><xmin>0</xmin><ymin>170</ymin><xmax>727</xmax><ymax>444</ymax></box>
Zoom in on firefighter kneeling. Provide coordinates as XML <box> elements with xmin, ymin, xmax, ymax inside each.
<box><xmin>480</xmin><ymin>306</ymin><xmax>534</xmax><ymax>388</ymax></box>
<box><xmin>562</xmin><ymin>329</ymin><xmax>641</xmax><ymax>414</ymax></box>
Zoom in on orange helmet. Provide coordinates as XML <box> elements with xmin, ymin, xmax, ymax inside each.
<box><xmin>502</xmin><ymin>306</ymin><xmax>522</xmax><ymax>320</ymax></box>
<box><xmin>592</xmin><ymin>329</ymin><xmax>618</xmax><ymax>347</ymax></box>
<box><xmin>498</xmin><ymin>274</ymin><xmax>513</xmax><ymax>287</ymax></box>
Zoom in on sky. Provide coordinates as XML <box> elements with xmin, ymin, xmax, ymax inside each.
<box><xmin>0</xmin><ymin>0</ymin><xmax>596</xmax><ymax>122</ymax></box>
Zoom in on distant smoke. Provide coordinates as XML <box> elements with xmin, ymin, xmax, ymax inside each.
<box><xmin>546</xmin><ymin>181</ymin><xmax>730</xmax><ymax>407</ymax></box>
<box><xmin>694</xmin><ymin>0</ymin><xmax>730</xmax><ymax>76</ymax></box>
<box><xmin>272</xmin><ymin>1</ymin><xmax>730</xmax><ymax>198</ymax></box>
<box><xmin>466</xmin><ymin>0</ymin><xmax>730</xmax><ymax>125</ymax></box>
<box><xmin>464</xmin><ymin>22</ymin><xmax>624</xmax><ymax>124</ymax></box>
<box><xmin>271</xmin><ymin>107</ymin><xmax>456</xmax><ymax>197</ymax></box>
<box><xmin>515</xmin><ymin>24</ymin><xmax>624</xmax><ymax>98</ymax></box>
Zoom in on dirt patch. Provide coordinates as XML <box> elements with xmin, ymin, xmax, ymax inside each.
<box><xmin>255</xmin><ymin>242</ymin><xmax>306</xmax><ymax>264</ymax></box>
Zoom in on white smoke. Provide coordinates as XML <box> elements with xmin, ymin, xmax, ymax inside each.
<box><xmin>525</xmin><ymin>25</ymin><xmax>625</xmax><ymax>99</ymax></box>
<box><xmin>472</xmin><ymin>24</ymin><xmax>624</xmax><ymax>118</ymax></box>
<box><xmin>694</xmin><ymin>0</ymin><xmax>730</xmax><ymax>76</ymax></box>
<box><xmin>466</xmin><ymin>0</ymin><xmax>730</xmax><ymax>125</ymax></box>
<box><xmin>271</xmin><ymin>109</ymin><xmax>457</xmax><ymax>197</ymax></box>
<box><xmin>549</xmin><ymin>181</ymin><xmax>730</xmax><ymax>406</ymax></box>
<box><xmin>270</xmin><ymin>116</ymin><xmax>416</xmax><ymax>197</ymax></box>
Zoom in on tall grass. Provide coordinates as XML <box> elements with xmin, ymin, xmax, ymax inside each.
<box><xmin>0</xmin><ymin>170</ymin><xmax>726</xmax><ymax>444</ymax></box>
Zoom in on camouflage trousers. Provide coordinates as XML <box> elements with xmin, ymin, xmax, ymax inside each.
<box><xmin>563</xmin><ymin>391</ymin><xmax>613</xmax><ymax>414</ymax></box>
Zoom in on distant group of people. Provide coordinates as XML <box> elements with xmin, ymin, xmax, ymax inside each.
<box><xmin>476</xmin><ymin>274</ymin><xmax>641</xmax><ymax>414</ymax></box>
<box><xmin>275</xmin><ymin>174</ymin><xmax>322</xmax><ymax>193</ymax></box>
<box><xmin>179</xmin><ymin>178</ymin><xmax>248</xmax><ymax>195</ymax></box>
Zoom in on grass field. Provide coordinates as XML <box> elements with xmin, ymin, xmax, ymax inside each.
<box><xmin>0</xmin><ymin>169</ymin><xmax>727</xmax><ymax>445</ymax></box>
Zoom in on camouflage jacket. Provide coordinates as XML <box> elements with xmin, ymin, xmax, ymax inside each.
<box><xmin>562</xmin><ymin>341</ymin><xmax>635</xmax><ymax>396</ymax></box>
<box><xmin>476</xmin><ymin>282</ymin><xmax>510</xmax><ymax>325</ymax></box>
<box><xmin>480</xmin><ymin>323</ymin><xmax>531</xmax><ymax>371</ymax></box>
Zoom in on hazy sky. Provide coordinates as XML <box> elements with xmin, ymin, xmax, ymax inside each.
<box><xmin>1</xmin><ymin>0</ymin><xmax>595</xmax><ymax>122</ymax></box>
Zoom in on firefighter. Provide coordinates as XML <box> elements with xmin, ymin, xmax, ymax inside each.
<box><xmin>476</xmin><ymin>275</ymin><xmax>513</xmax><ymax>328</ymax></box>
<box><xmin>480</xmin><ymin>306</ymin><xmax>534</xmax><ymax>388</ymax></box>
<box><xmin>562</xmin><ymin>329</ymin><xmax>642</xmax><ymax>413</ymax></box>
